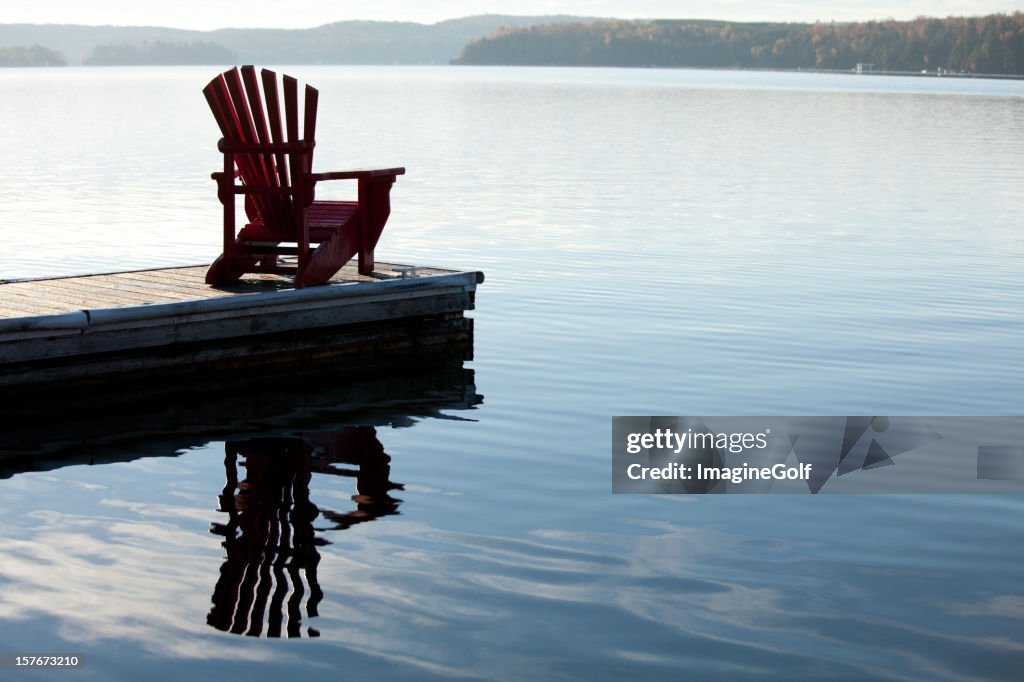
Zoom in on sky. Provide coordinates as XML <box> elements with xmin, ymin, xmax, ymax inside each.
<box><xmin>1</xmin><ymin>1</ymin><xmax>1021</xmax><ymax>30</ymax></box>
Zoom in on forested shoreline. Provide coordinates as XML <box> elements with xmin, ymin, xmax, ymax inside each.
<box><xmin>3</xmin><ymin>13</ymin><xmax>1022</xmax><ymax>74</ymax></box>
<box><xmin>456</xmin><ymin>14</ymin><xmax>1024</xmax><ymax>75</ymax></box>
<box><xmin>0</xmin><ymin>44</ymin><xmax>65</xmax><ymax>66</ymax></box>
<box><xmin>0</xmin><ymin>15</ymin><xmax>587</xmax><ymax>66</ymax></box>
<box><xmin>82</xmin><ymin>41</ymin><xmax>235</xmax><ymax>65</ymax></box>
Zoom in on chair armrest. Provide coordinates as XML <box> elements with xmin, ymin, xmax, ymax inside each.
<box><xmin>309</xmin><ymin>167</ymin><xmax>406</xmax><ymax>181</ymax></box>
<box><xmin>211</xmin><ymin>171</ymin><xmax>300</xmax><ymax>200</ymax></box>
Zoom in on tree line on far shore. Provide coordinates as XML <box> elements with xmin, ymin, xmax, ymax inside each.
<box><xmin>455</xmin><ymin>13</ymin><xmax>1024</xmax><ymax>74</ymax></box>
<box><xmin>0</xmin><ymin>15</ymin><xmax>585</xmax><ymax>67</ymax></box>
<box><xmin>0</xmin><ymin>40</ymin><xmax>234</xmax><ymax>66</ymax></box>
<box><xmin>82</xmin><ymin>41</ymin><xmax>235</xmax><ymax>65</ymax></box>
<box><xmin>0</xmin><ymin>44</ymin><xmax>65</xmax><ymax>66</ymax></box>
<box><xmin>4</xmin><ymin>13</ymin><xmax>1022</xmax><ymax>74</ymax></box>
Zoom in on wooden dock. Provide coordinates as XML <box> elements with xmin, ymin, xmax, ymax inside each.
<box><xmin>0</xmin><ymin>261</ymin><xmax>483</xmax><ymax>394</ymax></box>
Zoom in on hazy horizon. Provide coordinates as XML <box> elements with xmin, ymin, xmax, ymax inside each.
<box><xmin>2</xmin><ymin>1</ymin><xmax>1021</xmax><ymax>31</ymax></box>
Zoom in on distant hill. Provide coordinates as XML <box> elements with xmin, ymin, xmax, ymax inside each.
<box><xmin>0</xmin><ymin>15</ymin><xmax>597</xmax><ymax>65</ymax></box>
<box><xmin>455</xmin><ymin>13</ymin><xmax>1024</xmax><ymax>75</ymax></box>
<box><xmin>82</xmin><ymin>41</ymin><xmax>236</xmax><ymax>65</ymax></box>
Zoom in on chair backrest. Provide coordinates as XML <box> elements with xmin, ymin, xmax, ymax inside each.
<box><xmin>203</xmin><ymin>66</ymin><xmax>319</xmax><ymax>231</ymax></box>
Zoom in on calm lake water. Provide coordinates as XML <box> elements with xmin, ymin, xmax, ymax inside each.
<box><xmin>0</xmin><ymin>66</ymin><xmax>1022</xmax><ymax>680</ymax></box>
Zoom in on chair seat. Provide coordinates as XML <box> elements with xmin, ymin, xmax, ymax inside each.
<box><xmin>239</xmin><ymin>200</ymin><xmax>359</xmax><ymax>243</ymax></box>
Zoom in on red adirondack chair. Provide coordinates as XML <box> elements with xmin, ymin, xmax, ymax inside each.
<box><xmin>204</xmin><ymin>66</ymin><xmax>405</xmax><ymax>287</ymax></box>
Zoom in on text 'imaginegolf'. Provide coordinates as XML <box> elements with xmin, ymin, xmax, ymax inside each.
<box><xmin>611</xmin><ymin>416</ymin><xmax>1024</xmax><ymax>494</ymax></box>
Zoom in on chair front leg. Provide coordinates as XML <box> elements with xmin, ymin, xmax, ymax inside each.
<box><xmin>356</xmin><ymin>175</ymin><xmax>397</xmax><ymax>275</ymax></box>
<box><xmin>219</xmin><ymin>153</ymin><xmax>237</xmax><ymax>256</ymax></box>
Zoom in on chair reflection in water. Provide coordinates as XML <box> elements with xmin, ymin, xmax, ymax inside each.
<box><xmin>208</xmin><ymin>426</ymin><xmax>402</xmax><ymax>638</ymax></box>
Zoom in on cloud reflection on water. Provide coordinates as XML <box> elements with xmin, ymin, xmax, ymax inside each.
<box><xmin>0</xmin><ymin>484</ymin><xmax>1022</xmax><ymax>680</ymax></box>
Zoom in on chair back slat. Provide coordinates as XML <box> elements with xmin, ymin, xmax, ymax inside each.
<box><xmin>205</xmin><ymin>73</ymin><xmax>267</xmax><ymax>220</ymax></box>
<box><xmin>282</xmin><ymin>75</ymin><xmax>304</xmax><ymax>210</ymax></box>
<box><xmin>261</xmin><ymin>68</ymin><xmax>290</xmax><ymax>188</ymax></box>
<box><xmin>240</xmin><ymin>66</ymin><xmax>276</xmax><ymax>185</ymax></box>
<box><xmin>303</xmin><ymin>85</ymin><xmax>319</xmax><ymax>178</ymax></box>
<box><xmin>202</xmin><ymin>76</ymin><xmax>236</xmax><ymax>140</ymax></box>
<box><xmin>222</xmin><ymin>68</ymin><xmax>259</xmax><ymax>148</ymax></box>
<box><xmin>241</xmin><ymin>65</ymin><xmax>288</xmax><ymax>228</ymax></box>
<box><xmin>223</xmin><ymin>67</ymin><xmax>281</xmax><ymax>226</ymax></box>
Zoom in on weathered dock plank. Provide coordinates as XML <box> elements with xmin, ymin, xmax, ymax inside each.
<box><xmin>27</xmin><ymin>277</ymin><xmax>197</xmax><ymax>303</ymax></box>
<box><xmin>8</xmin><ymin>282</ymin><xmax>167</xmax><ymax>309</ymax></box>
